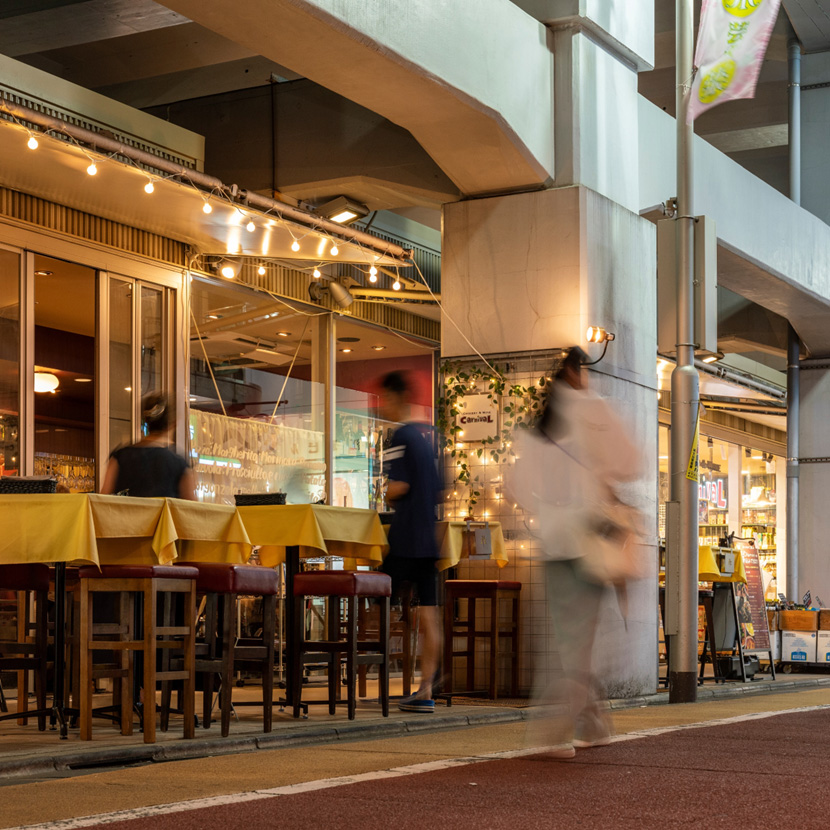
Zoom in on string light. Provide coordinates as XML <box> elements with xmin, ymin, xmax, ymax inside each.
<box><xmin>246</xmin><ymin>220</ymin><xmax>256</xmax><ymax>232</ymax></box>
<box><xmin>257</xmin><ymin>264</ymin><xmax>266</xmax><ymax>276</ymax></box>
<box><xmin>86</xmin><ymin>162</ymin><xmax>98</xmax><ymax>176</ymax></box>
<box><xmin>144</xmin><ymin>181</ymin><xmax>155</xmax><ymax>194</ymax></box>
<box><xmin>392</xmin><ymin>280</ymin><xmax>401</xmax><ymax>291</ymax></box>
<box><xmin>202</xmin><ymin>201</ymin><xmax>213</xmax><ymax>214</ymax></box>
<box><xmin>291</xmin><ymin>240</ymin><xmax>300</xmax><ymax>252</ymax></box>
<box><xmin>330</xmin><ymin>244</ymin><xmax>339</xmax><ymax>256</ymax></box>
<box><xmin>27</xmin><ymin>134</ymin><xmax>38</xmax><ymax>150</ymax></box>
<box><xmin>313</xmin><ymin>268</ymin><xmax>321</xmax><ymax>278</ymax></box>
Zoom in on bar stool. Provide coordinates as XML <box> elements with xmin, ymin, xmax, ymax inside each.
<box><xmin>77</xmin><ymin>565</ymin><xmax>198</xmax><ymax>743</ymax></box>
<box><xmin>0</xmin><ymin>565</ymin><xmax>50</xmax><ymax>729</ymax></box>
<box><xmin>173</xmin><ymin>563</ymin><xmax>278</xmax><ymax>737</ymax></box>
<box><xmin>358</xmin><ymin>586</ymin><xmax>419</xmax><ymax>699</ymax></box>
<box><xmin>292</xmin><ymin>570</ymin><xmax>390</xmax><ymax>720</ymax></box>
<box><xmin>442</xmin><ymin>580</ymin><xmax>521</xmax><ymax>701</ymax></box>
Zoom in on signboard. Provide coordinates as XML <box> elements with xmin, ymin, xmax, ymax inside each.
<box><xmin>734</xmin><ymin>541</ymin><xmax>771</xmax><ymax>652</ymax></box>
<box><xmin>456</xmin><ymin>394</ymin><xmax>499</xmax><ymax>442</ymax></box>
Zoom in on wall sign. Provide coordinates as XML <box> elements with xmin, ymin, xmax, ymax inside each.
<box><xmin>456</xmin><ymin>394</ymin><xmax>499</xmax><ymax>442</ymax></box>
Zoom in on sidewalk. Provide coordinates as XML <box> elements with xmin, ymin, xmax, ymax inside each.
<box><xmin>2</xmin><ymin>673</ymin><xmax>829</xmax><ymax>780</ymax></box>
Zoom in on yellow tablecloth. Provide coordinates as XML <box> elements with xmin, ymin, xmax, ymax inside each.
<box><xmin>165</xmin><ymin>500</ymin><xmax>253</xmax><ymax>564</ymax></box>
<box><xmin>236</xmin><ymin>504</ymin><xmax>387</xmax><ymax>568</ymax></box>
<box><xmin>699</xmin><ymin>545</ymin><xmax>747</xmax><ymax>584</ymax></box>
<box><xmin>0</xmin><ymin>494</ymin><xmax>99</xmax><ymax>566</ymax></box>
<box><xmin>435</xmin><ymin>521</ymin><xmax>509</xmax><ymax>572</ymax></box>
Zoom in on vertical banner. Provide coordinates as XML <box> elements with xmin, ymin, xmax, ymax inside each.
<box><xmin>686</xmin><ymin>407</ymin><xmax>700</xmax><ymax>482</ymax></box>
<box><xmin>688</xmin><ymin>0</ymin><xmax>783</xmax><ymax>123</ymax></box>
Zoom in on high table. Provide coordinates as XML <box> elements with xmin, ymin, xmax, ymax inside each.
<box><xmin>236</xmin><ymin>504</ymin><xmax>388</xmax><ymax>705</ymax></box>
<box><xmin>0</xmin><ymin>494</ymin><xmax>252</xmax><ymax>737</ymax></box>
<box><xmin>435</xmin><ymin>521</ymin><xmax>508</xmax><ymax>571</ymax></box>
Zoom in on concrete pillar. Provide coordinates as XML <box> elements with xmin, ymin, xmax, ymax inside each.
<box><xmin>442</xmin><ymin>185</ymin><xmax>658</xmax><ymax>697</ymax></box>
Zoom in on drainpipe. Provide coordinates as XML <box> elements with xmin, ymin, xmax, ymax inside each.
<box><xmin>787</xmin><ymin>37</ymin><xmax>801</xmax><ymax>600</ymax></box>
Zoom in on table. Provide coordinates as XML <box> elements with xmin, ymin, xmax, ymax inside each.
<box><xmin>0</xmin><ymin>494</ymin><xmax>253</xmax><ymax>737</ymax></box>
<box><xmin>435</xmin><ymin>521</ymin><xmax>508</xmax><ymax>572</ymax></box>
<box><xmin>236</xmin><ymin>504</ymin><xmax>388</xmax><ymax>705</ymax></box>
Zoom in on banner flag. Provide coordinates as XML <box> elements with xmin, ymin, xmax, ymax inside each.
<box><xmin>688</xmin><ymin>0</ymin><xmax>783</xmax><ymax>123</ymax></box>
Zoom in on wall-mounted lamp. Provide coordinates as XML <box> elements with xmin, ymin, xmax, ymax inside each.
<box><xmin>583</xmin><ymin>326</ymin><xmax>615</xmax><ymax>365</ymax></box>
<box><xmin>316</xmin><ymin>196</ymin><xmax>369</xmax><ymax>225</ymax></box>
<box><xmin>308</xmin><ymin>280</ymin><xmax>354</xmax><ymax>308</ymax></box>
<box><xmin>34</xmin><ymin>371</ymin><xmax>59</xmax><ymax>394</ymax></box>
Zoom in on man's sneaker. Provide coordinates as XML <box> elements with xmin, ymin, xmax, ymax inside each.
<box><xmin>398</xmin><ymin>696</ymin><xmax>435</xmax><ymax>713</ymax></box>
<box><xmin>573</xmin><ymin>735</ymin><xmax>612</xmax><ymax>748</ymax></box>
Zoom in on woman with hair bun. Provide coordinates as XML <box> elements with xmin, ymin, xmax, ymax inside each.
<box><xmin>101</xmin><ymin>393</ymin><xmax>195</xmax><ymax>500</ymax></box>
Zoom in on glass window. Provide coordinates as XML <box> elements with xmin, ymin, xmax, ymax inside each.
<box><xmin>658</xmin><ymin>425</ymin><xmax>669</xmax><ymax>545</ymax></box>
<box><xmin>698</xmin><ymin>436</ymin><xmax>731</xmax><ymax>547</ymax></box>
<box><xmin>741</xmin><ymin>447</ymin><xmax>778</xmax><ymax>593</ymax></box>
<box><xmin>334</xmin><ymin>321</ymin><xmax>434</xmax><ymax>510</ymax></box>
<box><xmin>0</xmin><ymin>249</ymin><xmax>20</xmax><ymax>477</ymax></box>
<box><xmin>188</xmin><ymin>278</ymin><xmax>325</xmax><ymax>505</ymax></box>
<box><xmin>109</xmin><ymin>278</ymin><xmax>133</xmax><ymax>452</ymax></box>
<box><xmin>140</xmin><ymin>285</ymin><xmax>164</xmax><ymax>400</ymax></box>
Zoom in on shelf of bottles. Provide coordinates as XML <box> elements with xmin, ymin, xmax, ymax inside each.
<box><xmin>33</xmin><ymin>453</ymin><xmax>95</xmax><ymax>493</ymax></box>
<box><xmin>742</xmin><ymin>467</ymin><xmax>777</xmax><ymax>581</ymax></box>
<box><xmin>699</xmin><ymin>507</ymin><xmax>730</xmax><ymax>547</ymax></box>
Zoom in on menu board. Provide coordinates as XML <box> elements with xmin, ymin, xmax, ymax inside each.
<box><xmin>734</xmin><ymin>541</ymin><xmax>771</xmax><ymax>652</ymax></box>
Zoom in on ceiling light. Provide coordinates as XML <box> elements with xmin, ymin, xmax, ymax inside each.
<box><xmin>218</xmin><ymin>259</ymin><xmax>242</xmax><ymax>279</ymax></box>
<box><xmin>328</xmin><ymin>281</ymin><xmax>354</xmax><ymax>308</ymax></box>
<box><xmin>701</xmin><ymin>350</ymin><xmax>725</xmax><ymax>364</ymax></box>
<box><xmin>86</xmin><ymin>162</ymin><xmax>98</xmax><ymax>176</ymax></box>
<box><xmin>202</xmin><ymin>201</ymin><xmax>213</xmax><ymax>214</ymax></box>
<box><xmin>74</xmin><ymin>378</ymin><xmax>92</xmax><ymax>383</ymax></box>
<box><xmin>277</xmin><ymin>331</ymin><xmax>290</xmax><ymax>337</ymax></box>
<box><xmin>316</xmin><ymin>196</ymin><xmax>369</xmax><ymax>225</ymax></box>
<box><xmin>34</xmin><ymin>270</ymin><xmax>52</xmax><ymax>276</ymax></box>
<box><xmin>144</xmin><ymin>181</ymin><xmax>155</xmax><ymax>194</ymax></box>
<box><xmin>371</xmin><ymin>345</ymin><xmax>386</xmax><ymax>351</ymax></box>
<box><xmin>34</xmin><ymin>372</ymin><xmax>59</xmax><ymax>394</ymax></box>
<box><xmin>340</xmin><ymin>348</ymin><xmax>352</xmax><ymax>353</ymax></box>
<box><xmin>27</xmin><ymin>134</ymin><xmax>38</xmax><ymax>150</ymax></box>
<box><xmin>257</xmin><ymin>264</ymin><xmax>266</xmax><ymax>276</ymax></box>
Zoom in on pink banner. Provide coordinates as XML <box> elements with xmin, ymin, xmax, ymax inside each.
<box><xmin>688</xmin><ymin>0</ymin><xmax>782</xmax><ymax>123</ymax></box>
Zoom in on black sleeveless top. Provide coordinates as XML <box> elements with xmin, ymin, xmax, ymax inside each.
<box><xmin>111</xmin><ymin>444</ymin><xmax>189</xmax><ymax>498</ymax></box>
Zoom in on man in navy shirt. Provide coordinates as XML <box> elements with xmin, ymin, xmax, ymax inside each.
<box><xmin>380</xmin><ymin>371</ymin><xmax>441</xmax><ymax>713</ymax></box>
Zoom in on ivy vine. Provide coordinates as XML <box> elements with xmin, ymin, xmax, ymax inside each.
<box><xmin>437</xmin><ymin>361</ymin><xmax>551</xmax><ymax>516</ymax></box>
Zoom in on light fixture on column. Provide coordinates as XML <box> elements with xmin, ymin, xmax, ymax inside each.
<box><xmin>217</xmin><ymin>258</ymin><xmax>242</xmax><ymax>279</ymax></box>
<box><xmin>34</xmin><ymin>371</ymin><xmax>59</xmax><ymax>394</ymax></box>
<box><xmin>583</xmin><ymin>326</ymin><xmax>616</xmax><ymax>366</ymax></box>
<box><xmin>316</xmin><ymin>196</ymin><xmax>369</xmax><ymax>225</ymax></box>
<box><xmin>328</xmin><ymin>281</ymin><xmax>354</xmax><ymax>308</ymax></box>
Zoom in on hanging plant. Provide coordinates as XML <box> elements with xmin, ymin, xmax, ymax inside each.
<box><xmin>437</xmin><ymin>361</ymin><xmax>551</xmax><ymax>516</ymax></box>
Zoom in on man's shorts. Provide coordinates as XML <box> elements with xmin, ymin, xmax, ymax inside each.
<box><xmin>380</xmin><ymin>555</ymin><xmax>439</xmax><ymax>606</ymax></box>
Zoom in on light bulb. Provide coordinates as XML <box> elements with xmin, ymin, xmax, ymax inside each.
<box><xmin>144</xmin><ymin>181</ymin><xmax>154</xmax><ymax>194</ymax></box>
<box><xmin>392</xmin><ymin>280</ymin><xmax>401</xmax><ymax>291</ymax></box>
<box><xmin>246</xmin><ymin>220</ymin><xmax>255</xmax><ymax>232</ymax></box>
<box><xmin>220</xmin><ymin>263</ymin><xmax>237</xmax><ymax>279</ymax></box>
<box><xmin>27</xmin><ymin>135</ymin><xmax>38</xmax><ymax>150</ymax></box>
<box><xmin>369</xmin><ymin>273</ymin><xmax>377</xmax><ymax>283</ymax></box>
<box><xmin>257</xmin><ymin>265</ymin><xmax>266</xmax><ymax>276</ymax></box>
<box><xmin>369</xmin><ymin>265</ymin><xmax>378</xmax><ymax>276</ymax></box>
<box><xmin>330</xmin><ymin>245</ymin><xmax>339</xmax><ymax>256</ymax></box>
<box><xmin>86</xmin><ymin>162</ymin><xmax>97</xmax><ymax>176</ymax></box>
<box><xmin>313</xmin><ymin>268</ymin><xmax>321</xmax><ymax>278</ymax></box>
<box><xmin>291</xmin><ymin>240</ymin><xmax>300</xmax><ymax>252</ymax></box>
<box><xmin>202</xmin><ymin>202</ymin><xmax>212</xmax><ymax>214</ymax></box>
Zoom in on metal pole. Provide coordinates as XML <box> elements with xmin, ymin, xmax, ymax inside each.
<box><xmin>786</xmin><ymin>325</ymin><xmax>800</xmax><ymax>600</ymax></box>
<box><xmin>788</xmin><ymin>38</ymin><xmax>802</xmax><ymax>205</ymax></box>
<box><xmin>668</xmin><ymin>0</ymin><xmax>699</xmax><ymax>704</ymax></box>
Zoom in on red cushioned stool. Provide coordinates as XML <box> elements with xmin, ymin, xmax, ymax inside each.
<box><xmin>292</xmin><ymin>570</ymin><xmax>390</xmax><ymax>720</ymax></box>
<box><xmin>169</xmin><ymin>563</ymin><xmax>278</xmax><ymax>737</ymax></box>
<box><xmin>442</xmin><ymin>580</ymin><xmax>521</xmax><ymax>702</ymax></box>
<box><xmin>77</xmin><ymin>565</ymin><xmax>197</xmax><ymax>743</ymax></box>
<box><xmin>0</xmin><ymin>565</ymin><xmax>50</xmax><ymax>729</ymax></box>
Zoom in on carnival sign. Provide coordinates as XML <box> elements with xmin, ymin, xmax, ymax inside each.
<box><xmin>456</xmin><ymin>394</ymin><xmax>499</xmax><ymax>442</ymax></box>
<box><xmin>688</xmin><ymin>0</ymin><xmax>782</xmax><ymax>123</ymax></box>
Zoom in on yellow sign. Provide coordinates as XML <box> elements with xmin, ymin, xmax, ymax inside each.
<box><xmin>699</xmin><ymin>57</ymin><xmax>736</xmax><ymax>103</ymax></box>
<box><xmin>686</xmin><ymin>409</ymin><xmax>700</xmax><ymax>482</ymax></box>
<box><xmin>723</xmin><ymin>0</ymin><xmax>764</xmax><ymax>17</ymax></box>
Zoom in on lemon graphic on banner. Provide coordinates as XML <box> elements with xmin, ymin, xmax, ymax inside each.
<box><xmin>699</xmin><ymin>57</ymin><xmax>737</xmax><ymax>104</ymax></box>
<box><xmin>723</xmin><ymin>0</ymin><xmax>763</xmax><ymax>17</ymax></box>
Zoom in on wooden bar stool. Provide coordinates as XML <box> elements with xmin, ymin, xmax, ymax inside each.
<box><xmin>292</xmin><ymin>570</ymin><xmax>390</xmax><ymax>720</ymax></box>
<box><xmin>77</xmin><ymin>565</ymin><xmax>198</xmax><ymax>743</ymax></box>
<box><xmin>442</xmin><ymin>580</ymin><xmax>521</xmax><ymax>701</ymax></box>
<box><xmin>0</xmin><ymin>565</ymin><xmax>50</xmax><ymax>729</ymax></box>
<box><xmin>176</xmin><ymin>563</ymin><xmax>278</xmax><ymax>737</ymax></box>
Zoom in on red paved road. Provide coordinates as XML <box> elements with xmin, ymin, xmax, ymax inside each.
<box><xmin>88</xmin><ymin>709</ymin><xmax>830</xmax><ymax>829</ymax></box>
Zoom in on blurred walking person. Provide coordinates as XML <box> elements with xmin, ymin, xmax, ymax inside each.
<box><xmin>507</xmin><ymin>347</ymin><xmax>642</xmax><ymax>756</ymax></box>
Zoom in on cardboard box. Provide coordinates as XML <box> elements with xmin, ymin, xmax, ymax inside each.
<box><xmin>782</xmin><ymin>630</ymin><xmax>817</xmax><ymax>663</ymax></box>
<box><xmin>778</xmin><ymin>610</ymin><xmax>818</xmax><ymax>631</ymax></box>
<box><xmin>767</xmin><ymin>609</ymin><xmax>778</xmax><ymax>631</ymax></box>
<box><xmin>819</xmin><ymin>610</ymin><xmax>830</xmax><ymax>631</ymax></box>
<box><xmin>817</xmin><ymin>632</ymin><xmax>830</xmax><ymax>663</ymax></box>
